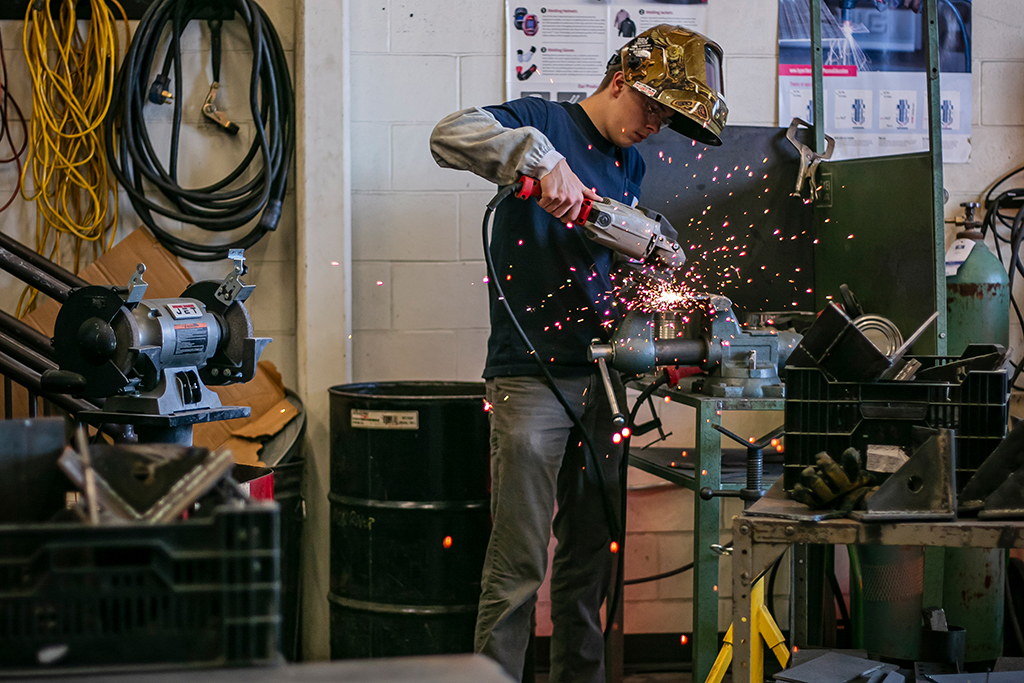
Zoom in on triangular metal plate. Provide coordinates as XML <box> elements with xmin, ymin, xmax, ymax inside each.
<box><xmin>978</xmin><ymin>464</ymin><xmax>1024</xmax><ymax>519</ymax></box>
<box><xmin>853</xmin><ymin>428</ymin><xmax>956</xmax><ymax>522</ymax></box>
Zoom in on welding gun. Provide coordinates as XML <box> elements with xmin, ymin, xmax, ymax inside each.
<box><xmin>516</xmin><ymin>175</ymin><xmax>686</xmax><ymax>273</ymax></box>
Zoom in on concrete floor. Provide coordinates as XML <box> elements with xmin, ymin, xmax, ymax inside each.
<box><xmin>536</xmin><ymin>673</ymin><xmax>704</xmax><ymax>683</ymax></box>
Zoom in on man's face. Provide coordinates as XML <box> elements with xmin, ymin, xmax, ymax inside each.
<box><xmin>608</xmin><ymin>81</ymin><xmax>675</xmax><ymax>148</ymax></box>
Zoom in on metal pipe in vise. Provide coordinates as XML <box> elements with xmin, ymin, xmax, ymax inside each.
<box><xmin>654</xmin><ymin>338</ymin><xmax>708</xmax><ymax>367</ymax></box>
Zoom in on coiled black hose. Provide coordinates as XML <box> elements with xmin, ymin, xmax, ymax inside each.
<box><xmin>105</xmin><ymin>0</ymin><xmax>294</xmax><ymax>261</ymax></box>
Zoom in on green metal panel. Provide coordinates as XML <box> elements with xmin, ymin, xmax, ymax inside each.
<box><xmin>813</xmin><ymin>152</ymin><xmax>942</xmax><ymax>353</ymax></box>
<box><xmin>924</xmin><ymin>0</ymin><xmax>947</xmax><ymax>355</ymax></box>
<box><xmin>811</xmin><ymin>0</ymin><xmax>946</xmax><ymax>354</ymax></box>
<box><xmin>626</xmin><ymin>392</ymin><xmax>783</xmax><ymax>683</ymax></box>
<box><xmin>810</xmin><ymin>0</ymin><xmax>824</xmax><ymax>153</ymax></box>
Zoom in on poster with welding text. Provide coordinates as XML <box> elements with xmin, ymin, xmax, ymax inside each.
<box><xmin>506</xmin><ymin>1</ymin><xmax>709</xmax><ymax>104</ymax></box>
<box><xmin>777</xmin><ymin>0</ymin><xmax>971</xmax><ymax>163</ymax></box>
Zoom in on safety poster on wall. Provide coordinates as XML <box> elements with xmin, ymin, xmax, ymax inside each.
<box><xmin>505</xmin><ymin>1</ymin><xmax>709</xmax><ymax>104</ymax></box>
<box><xmin>777</xmin><ymin>0</ymin><xmax>972</xmax><ymax>163</ymax></box>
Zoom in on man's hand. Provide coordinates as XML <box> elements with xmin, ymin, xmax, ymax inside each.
<box><xmin>538</xmin><ymin>159</ymin><xmax>602</xmax><ymax>223</ymax></box>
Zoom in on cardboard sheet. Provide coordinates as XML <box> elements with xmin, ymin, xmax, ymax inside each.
<box><xmin>214</xmin><ymin>396</ymin><xmax>297</xmax><ymax>467</ymax></box>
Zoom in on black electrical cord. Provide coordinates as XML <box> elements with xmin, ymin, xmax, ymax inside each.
<box><xmin>482</xmin><ymin>186</ymin><xmax>696</xmax><ymax>642</ymax></box>
<box><xmin>0</xmin><ymin>27</ymin><xmax>27</xmax><ymax>214</ymax></box>
<box><xmin>605</xmin><ymin>370</ymin><xmax>671</xmax><ymax>638</ymax></box>
<box><xmin>826</xmin><ymin>565</ymin><xmax>852</xmax><ymax>641</ymax></box>
<box><xmin>105</xmin><ymin>0</ymin><xmax>294</xmax><ymax>261</ymax></box>
<box><xmin>624</xmin><ymin>560</ymin><xmax>694</xmax><ymax>586</ymax></box>
<box><xmin>482</xmin><ymin>184</ymin><xmax>622</xmax><ymax>548</ymax></box>
<box><xmin>765</xmin><ymin>546</ymin><xmax>786</xmax><ymax>621</ymax></box>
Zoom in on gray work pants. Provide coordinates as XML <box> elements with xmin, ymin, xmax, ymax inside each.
<box><xmin>476</xmin><ymin>372</ymin><xmax>623</xmax><ymax>683</ymax></box>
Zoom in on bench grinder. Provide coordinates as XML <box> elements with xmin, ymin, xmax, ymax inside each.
<box><xmin>43</xmin><ymin>251</ymin><xmax>270</xmax><ymax>444</ymax></box>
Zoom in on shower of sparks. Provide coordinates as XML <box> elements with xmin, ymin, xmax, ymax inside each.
<box><xmin>615</xmin><ymin>268</ymin><xmax>699</xmax><ymax>314</ymax></box>
<box><xmin>517</xmin><ymin>136</ymin><xmax>832</xmax><ymax>342</ymax></box>
<box><xmin>630</xmin><ymin>135</ymin><xmax>826</xmax><ymax>312</ymax></box>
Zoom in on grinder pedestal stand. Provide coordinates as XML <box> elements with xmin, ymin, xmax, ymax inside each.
<box><xmin>77</xmin><ymin>405</ymin><xmax>249</xmax><ymax>445</ymax></box>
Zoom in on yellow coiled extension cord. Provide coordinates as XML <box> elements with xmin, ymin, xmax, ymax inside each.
<box><xmin>18</xmin><ymin>0</ymin><xmax>129</xmax><ymax>315</ymax></box>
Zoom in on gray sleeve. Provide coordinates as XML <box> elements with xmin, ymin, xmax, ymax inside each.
<box><xmin>429</xmin><ymin>107</ymin><xmax>565</xmax><ymax>186</ymax></box>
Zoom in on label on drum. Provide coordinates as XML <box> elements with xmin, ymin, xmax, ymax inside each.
<box><xmin>350</xmin><ymin>409</ymin><xmax>419</xmax><ymax>430</ymax></box>
<box><xmin>174</xmin><ymin>322</ymin><xmax>208</xmax><ymax>355</ymax></box>
<box><xmin>167</xmin><ymin>301</ymin><xmax>203</xmax><ymax>319</ymax></box>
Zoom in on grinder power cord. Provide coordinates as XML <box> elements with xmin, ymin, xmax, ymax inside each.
<box><xmin>483</xmin><ymin>177</ymin><xmax>689</xmax><ymax>639</ymax></box>
<box><xmin>482</xmin><ymin>182</ymin><xmax>623</xmax><ymax>548</ymax></box>
<box><xmin>105</xmin><ymin>0</ymin><xmax>294</xmax><ymax>261</ymax></box>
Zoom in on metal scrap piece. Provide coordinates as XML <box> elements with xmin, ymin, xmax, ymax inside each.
<box><xmin>774</xmin><ymin>651</ymin><xmax>886</xmax><ymax>683</ymax></box>
<box><xmin>59</xmin><ymin>443</ymin><xmax>235</xmax><ymax>523</ymax></box>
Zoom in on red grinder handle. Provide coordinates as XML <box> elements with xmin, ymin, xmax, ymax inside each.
<box><xmin>515</xmin><ymin>175</ymin><xmax>541</xmax><ymax>199</ymax></box>
<box><xmin>515</xmin><ymin>175</ymin><xmax>593</xmax><ymax>224</ymax></box>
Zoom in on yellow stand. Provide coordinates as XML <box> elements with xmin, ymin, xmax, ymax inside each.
<box><xmin>704</xmin><ymin>577</ymin><xmax>790</xmax><ymax>683</ymax></box>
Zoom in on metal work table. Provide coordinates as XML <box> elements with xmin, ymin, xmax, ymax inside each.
<box><xmin>730</xmin><ymin>508</ymin><xmax>1024</xmax><ymax>683</ymax></box>
<box><xmin>627</xmin><ymin>389</ymin><xmax>783</xmax><ymax>683</ymax></box>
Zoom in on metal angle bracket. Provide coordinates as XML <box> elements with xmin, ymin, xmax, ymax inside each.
<box><xmin>853</xmin><ymin>428</ymin><xmax>957</xmax><ymax>522</ymax></box>
<box><xmin>977</xmin><ymin>464</ymin><xmax>1024</xmax><ymax>519</ymax></box>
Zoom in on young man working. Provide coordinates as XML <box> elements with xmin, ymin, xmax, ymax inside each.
<box><xmin>430</xmin><ymin>25</ymin><xmax>728</xmax><ymax>683</ymax></box>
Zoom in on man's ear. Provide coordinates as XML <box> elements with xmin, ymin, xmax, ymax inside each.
<box><xmin>609</xmin><ymin>70</ymin><xmax>628</xmax><ymax>98</ymax></box>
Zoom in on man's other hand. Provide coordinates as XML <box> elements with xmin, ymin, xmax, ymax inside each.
<box><xmin>538</xmin><ymin>159</ymin><xmax>602</xmax><ymax>223</ymax></box>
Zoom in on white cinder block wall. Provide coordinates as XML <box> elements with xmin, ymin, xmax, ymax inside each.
<box><xmin>347</xmin><ymin>0</ymin><xmax>1024</xmax><ymax>642</ymax></box>
<box><xmin>0</xmin><ymin>3</ymin><xmax>297</xmax><ymax>388</ymax></box>
<box><xmin>0</xmin><ymin>0</ymin><xmax>1021</xmax><ymax>658</ymax></box>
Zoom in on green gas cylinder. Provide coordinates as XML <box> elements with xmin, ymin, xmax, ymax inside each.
<box><xmin>943</xmin><ymin>203</ymin><xmax>1009</xmax><ymax>663</ymax></box>
<box><xmin>946</xmin><ymin>203</ymin><xmax>1010</xmax><ymax>355</ymax></box>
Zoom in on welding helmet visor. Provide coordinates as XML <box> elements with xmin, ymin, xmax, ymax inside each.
<box><xmin>610</xmin><ymin>24</ymin><xmax>728</xmax><ymax>146</ymax></box>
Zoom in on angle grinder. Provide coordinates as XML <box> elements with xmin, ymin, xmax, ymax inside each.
<box><xmin>516</xmin><ymin>175</ymin><xmax>686</xmax><ymax>275</ymax></box>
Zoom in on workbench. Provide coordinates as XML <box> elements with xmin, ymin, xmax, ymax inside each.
<box><xmin>729</xmin><ymin>504</ymin><xmax>1024</xmax><ymax>683</ymax></box>
<box><xmin>627</xmin><ymin>389</ymin><xmax>784</xmax><ymax>683</ymax></box>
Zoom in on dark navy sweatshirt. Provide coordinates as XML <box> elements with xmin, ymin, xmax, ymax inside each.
<box><xmin>482</xmin><ymin>97</ymin><xmax>646</xmax><ymax>378</ymax></box>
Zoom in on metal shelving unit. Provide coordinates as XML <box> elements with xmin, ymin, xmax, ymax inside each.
<box><xmin>628</xmin><ymin>390</ymin><xmax>784</xmax><ymax>683</ymax></box>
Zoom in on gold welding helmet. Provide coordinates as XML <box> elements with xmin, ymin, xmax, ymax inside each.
<box><xmin>610</xmin><ymin>24</ymin><xmax>728</xmax><ymax>146</ymax></box>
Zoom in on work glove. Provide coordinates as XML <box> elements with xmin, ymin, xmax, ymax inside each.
<box><xmin>791</xmin><ymin>448</ymin><xmax>876</xmax><ymax>512</ymax></box>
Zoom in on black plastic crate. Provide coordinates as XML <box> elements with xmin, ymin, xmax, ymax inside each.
<box><xmin>784</xmin><ymin>356</ymin><xmax>1009</xmax><ymax>491</ymax></box>
<box><xmin>0</xmin><ymin>502</ymin><xmax>280</xmax><ymax>675</ymax></box>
